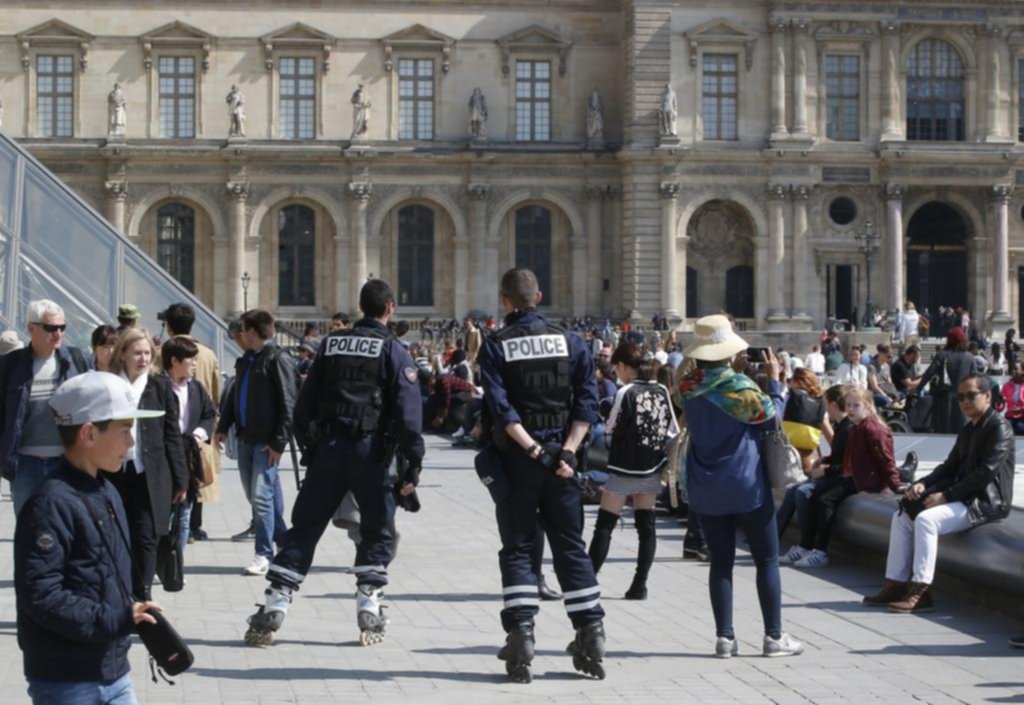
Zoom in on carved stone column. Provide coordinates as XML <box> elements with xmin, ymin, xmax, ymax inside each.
<box><xmin>791</xmin><ymin>19</ymin><xmax>811</xmax><ymax>139</ymax></box>
<box><xmin>226</xmin><ymin>181</ymin><xmax>248</xmax><ymax>315</ymax></box>
<box><xmin>585</xmin><ymin>186</ymin><xmax>605</xmax><ymax>315</ymax></box>
<box><xmin>467</xmin><ymin>184</ymin><xmax>489</xmax><ymax>315</ymax></box>
<box><xmin>659</xmin><ymin>182</ymin><xmax>680</xmax><ymax>319</ymax></box>
<box><xmin>348</xmin><ymin>182</ymin><xmax>372</xmax><ymax>311</ymax></box>
<box><xmin>984</xmin><ymin>25</ymin><xmax>1005</xmax><ymax>141</ymax></box>
<box><xmin>334</xmin><ymin>232</ymin><xmax>350</xmax><ymax>314</ymax></box>
<box><xmin>991</xmin><ymin>186</ymin><xmax>1013</xmax><ymax>327</ymax></box>
<box><xmin>766</xmin><ymin>183</ymin><xmax>789</xmax><ymax>324</ymax></box>
<box><xmin>769</xmin><ymin>18</ymin><xmax>790</xmax><ymax>141</ymax></box>
<box><xmin>678</xmin><ymin>235</ymin><xmax>690</xmax><ymax>323</ymax></box>
<box><xmin>104</xmin><ymin>181</ymin><xmax>127</xmax><ymax>234</ymax></box>
<box><xmin>880</xmin><ymin>21</ymin><xmax>902</xmax><ymax>141</ymax></box>
<box><xmin>790</xmin><ymin>185</ymin><xmax>813</xmax><ymax>325</ymax></box>
<box><xmin>571</xmin><ymin>234</ymin><xmax>588</xmax><ymax>317</ymax></box>
<box><xmin>884</xmin><ymin>184</ymin><xmax>905</xmax><ymax>315</ymax></box>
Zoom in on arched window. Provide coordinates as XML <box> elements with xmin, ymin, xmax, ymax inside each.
<box><xmin>156</xmin><ymin>203</ymin><xmax>194</xmax><ymax>291</ymax></box>
<box><xmin>397</xmin><ymin>205</ymin><xmax>434</xmax><ymax>306</ymax></box>
<box><xmin>686</xmin><ymin>266</ymin><xmax>698</xmax><ymax>319</ymax></box>
<box><xmin>906</xmin><ymin>39</ymin><xmax>965</xmax><ymax>141</ymax></box>
<box><xmin>514</xmin><ymin>205</ymin><xmax>553</xmax><ymax>306</ymax></box>
<box><xmin>725</xmin><ymin>265</ymin><xmax>754</xmax><ymax>319</ymax></box>
<box><xmin>278</xmin><ymin>204</ymin><xmax>315</xmax><ymax>306</ymax></box>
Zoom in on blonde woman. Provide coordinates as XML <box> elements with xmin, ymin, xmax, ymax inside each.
<box><xmin>107</xmin><ymin>328</ymin><xmax>188</xmax><ymax>598</ymax></box>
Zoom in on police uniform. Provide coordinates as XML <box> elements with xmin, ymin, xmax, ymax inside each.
<box><xmin>266</xmin><ymin>318</ymin><xmax>424</xmax><ymax>595</ymax></box>
<box><xmin>478</xmin><ymin>308</ymin><xmax>603</xmax><ymax>634</ymax></box>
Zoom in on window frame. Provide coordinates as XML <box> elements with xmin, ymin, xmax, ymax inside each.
<box><xmin>514</xmin><ymin>205</ymin><xmax>554</xmax><ymax>307</ymax></box>
<box><xmin>397</xmin><ymin>205</ymin><xmax>435</xmax><ymax>306</ymax></box>
<box><xmin>514</xmin><ymin>59</ymin><xmax>552</xmax><ymax>143</ymax></box>
<box><xmin>824</xmin><ymin>53</ymin><xmax>861</xmax><ymax>142</ymax></box>
<box><xmin>700</xmin><ymin>53</ymin><xmax>739</xmax><ymax>141</ymax></box>
<box><xmin>905</xmin><ymin>38</ymin><xmax>966</xmax><ymax>142</ymax></box>
<box><xmin>277</xmin><ymin>203</ymin><xmax>317</xmax><ymax>308</ymax></box>
<box><xmin>397</xmin><ymin>58</ymin><xmax>435</xmax><ymax>141</ymax></box>
<box><xmin>35</xmin><ymin>54</ymin><xmax>75</xmax><ymax>139</ymax></box>
<box><xmin>278</xmin><ymin>56</ymin><xmax>318</xmax><ymax>140</ymax></box>
<box><xmin>157</xmin><ymin>55</ymin><xmax>197</xmax><ymax>139</ymax></box>
<box><xmin>155</xmin><ymin>202</ymin><xmax>196</xmax><ymax>291</ymax></box>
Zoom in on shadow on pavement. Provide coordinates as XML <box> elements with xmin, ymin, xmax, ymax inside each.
<box><xmin>191</xmin><ymin>667</ymin><xmax>502</xmax><ymax>683</ymax></box>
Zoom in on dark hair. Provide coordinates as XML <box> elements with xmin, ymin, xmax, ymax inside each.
<box><xmin>450</xmin><ymin>348</ymin><xmax>467</xmax><ymax>366</ymax></box>
<box><xmin>303</xmin><ymin>323</ymin><xmax>319</xmax><ymax>335</ymax></box>
<box><xmin>360</xmin><ymin>279</ymin><xmax>395</xmax><ymax>318</ymax></box>
<box><xmin>960</xmin><ymin>374</ymin><xmax>993</xmax><ymax>395</ymax></box>
<box><xmin>595</xmin><ymin>362</ymin><xmax>614</xmax><ymax>380</ymax></box>
<box><xmin>876</xmin><ymin>343</ymin><xmax>891</xmax><ymax>355</ymax></box>
<box><xmin>611</xmin><ymin>342</ymin><xmax>656</xmax><ymax>381</ymax></box>
<box><xmin>500</xmin><ymin>268</ymin><xmax>539</xmax><ymax>310</ymax></box>
<box><xmin>90</xmin><ymin>324</ymin><xmax>118</xmax><ymax>349</ymax></box>
<box><xmin>331</xmin><ymin>312</ymin><xmax>351</xmax><ymax>325</ymax></box>
<box><xmin>240</xmin><ymin>309</ymin><xmax>275</xmax><ymax>340</ymax></box>
<box><xmin>162</xmin><ymin>303</ymin><xmax>195</xmax><ymax>336</ymax></box>
<box><xmin>655</xmin><ymin>363</ymin><xmax>675</xmax><ymax>389</ymax></box>
<box><xmin>394</xmin><ymin>320</ymin><xmax>410</xmax><ymax>337</ymax></box>
<box><xmin>227</xmin><ymin>319</ymin><xmax>243</xmax><ymax>337</ymax></box>
<box><xmin>992</xmin><ymin>342</ymin><xmax>1002</xmax><ymax>356</ymax></box>
<box><xmin>904</xmin><ymin>344</ymin><xmax>920</xmax><ymax>356</ymax></box>
<box><xmin>825</xmin><ymin>384</ymin><xmax>848</xmax><ymax>411</ymax></box>
<box><xmin>161</xmin><ymin>335</ymin><xmax>199</xmax><ymax>370</ymax></box>
<box><xmin>57</xmin><ymin>419</ymin><xmax>112</xmax><ymax>449</ymax></box>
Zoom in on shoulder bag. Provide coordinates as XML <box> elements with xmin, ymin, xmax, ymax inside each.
<box><xmin>761</xmin><ymin>423</ymin><xmax>804</xmax><ymax>490</ymax></box>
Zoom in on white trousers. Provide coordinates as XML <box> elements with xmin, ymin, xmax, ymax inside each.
<box><xmin>884</xmin><ymin>501</ymin><xmax>972</xmax><ymax>584</ymax></box>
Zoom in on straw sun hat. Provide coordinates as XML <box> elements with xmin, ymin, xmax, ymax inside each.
<box><xmin>682</xmin><ymin>315</ymin><xmax>749</xmax><ymax>361</ymax></box>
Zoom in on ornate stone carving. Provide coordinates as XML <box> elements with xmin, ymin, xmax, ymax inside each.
<box><xmin>226</xmin><ymin>85</ymin><xmax>246</xmax><ymax>138</ymax></box>
<box><xmin>227</xmin><ymin>182</ymin><xmax>249</xmax><ymax>201</ymax></box>
<box><xmin>348</xmin><ymin>182</ymin><xmax>373</xmax><ymax>201</ymax></box>
<box><xmin>884</xmin><ymin>183</ymin><xmax>905</xmax><ymax>201</ymax></box>
<box><xmin>768</xmin><ymin>17</ymin><xmax>791</xmax><ymax>34</ymax></box>
<box><xmin>587</xmin><ymin>89</ymin><xmax>604</xmax><ymax>147</ymax></box>
<box><xmin>992</xmin><ymin>185</ymin><xmax>1013</xmax><ymax>204</ymax></box>
<box><xmin>468</xmin><ymin>88</ymin><xmax>488</xmax><ymax>140</ymax></box>
<box><xmin>658</xmin><ymin>84</ymin><xmax>677</xmax><ymax>137</ymax></box>
<box><xmin>107</xmin><ymin>83</ymin><xmax>127</xmax><ymax>137</ymax></box>
<box><xmin>467</xmin><ymin>184</ymin><xmax>490</xmax><ymax>200</ymax></box>
<box><xmin>659</xmin><ymin>182</ymin><xmax>680</xmax><ymax>199</ymax></box>
<box><xmin>584</xmin><ymin>185</ymin><xmax>606</xmax><ymax>201</ymax></box>
<box><xmin>351</xmin><ymin>84</ymin><xmax>371</xmax><ymax>140</ymax></box>
<box><xmin>104</xmin><ymin>181</ymin><xmax>128</xmax><ymax>201</ymax></box>
<box><xmin>768</xmin><ymin>183</ymin><xmax>789</xmax><ymax>200</ymax></box>
<box><xmin>792</xmin><ymin>185</ymin><xmax>811</xmax><ymax>200</ymax></box>
<box><xmin>687</xmin><ymin>201</ymin><xmax>754</xmax><ymax>268</ymax></box>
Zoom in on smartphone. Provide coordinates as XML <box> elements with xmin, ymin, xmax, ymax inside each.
<box><xmin>746</xmin><ymin>346</ymin><xmax>770</xmax><ymax>360</ymax></box>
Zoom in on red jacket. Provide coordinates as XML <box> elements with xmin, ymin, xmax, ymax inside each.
<box><xmin>1001</xmin><ymin>380</ymin><xmax>1024</xmax><ymax>419</ymax></box>
<box><xmin>842</xmin><ymin>416</ymin><xmax>902</xmax><ymax>493</ymax></box>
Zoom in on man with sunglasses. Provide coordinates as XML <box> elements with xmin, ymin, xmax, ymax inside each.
<box><xmin>863</xmin><ymin>374</ymin><xmax>1014</xmax><ymax>614</ymax></box>
<box><xmin>0</xmin><ymin>299</ymin><xmax>88</xmax><ymax>515</ymax></box>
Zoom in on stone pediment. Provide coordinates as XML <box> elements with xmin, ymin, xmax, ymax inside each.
<box><xmin>813</xmin><ymin>20</ymin><xmax>876</xmax><ymax>41</ymax></box>
<box><xmin>684</xmin><ymin>19</ymin><xmax>758</xmax><ymax>70</ymax></box>
<box><xmin>260</xmin><ymin>23</ymin><xmax>336</xmax><ymax>72</ymax></box>
<box><xmin>382</xmin><ymin>24</ymin><xmax>455</xmax><ymax>74</ymax></box>
<box><xmin>497</xmin><ymin>25</ymin><xmax>573</xmax><ymax>77</ymax></box>
<box><xmin>140</xmin><ymin>21</ymin><xmax>214</xmax><ymax>72</ymax></box>
<box><xmin>16</xmin><ymin>19</ymin><xmax>94</xmax><ymax>70</ymax></box>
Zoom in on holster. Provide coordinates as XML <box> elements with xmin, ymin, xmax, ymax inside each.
<box><xmin>474</xmin><ymin>443</ymin><xmax>509</xmax><ymax>503</ymax></box>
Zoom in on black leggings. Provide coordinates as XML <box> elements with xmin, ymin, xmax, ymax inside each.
<box><xmin>800</xmin><ymin>477</ymin><xmax>857</xmax><ymax>552</ymax></box>
<box><xmin>110</xmin><ymin>464</ymin><xmax>158</xmax><ymax>599</ymax></box>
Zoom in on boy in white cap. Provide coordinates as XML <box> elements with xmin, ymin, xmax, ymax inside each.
<box><xmin>14</xmin><ymin>372</ymin><xmax>164</xmax><ymax>704</ymax></box>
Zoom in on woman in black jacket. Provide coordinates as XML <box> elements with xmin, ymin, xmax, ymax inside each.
<box><xmin>107</xmin><ymin>328</ymin><xmax>188</xmax><ymax>598</ymax></box>
<box><xmin>587</xmin><ymin>342</ymin><xmax>679</xmax><ymax>600</ymax></box>
<box><xmin>916</xmin><ymin>327</ymin><xmax>975</xmax><ymax>433</ymax></box>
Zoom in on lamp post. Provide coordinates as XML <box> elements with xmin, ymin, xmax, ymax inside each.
<box><xmin>855</xmin><ymin>218</ymin><xmax>880</xmax><ymax>329</ymax></box>
<box><xmin>241</xmin><ymin>271</ymin><xmax>251</xmax><ymax>311</ymax></box>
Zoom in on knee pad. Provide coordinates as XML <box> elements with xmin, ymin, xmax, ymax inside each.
<box><xmin>594</xmin><ymin>509</ymin><xmax>619</xmax><ymax>532</ymax></box>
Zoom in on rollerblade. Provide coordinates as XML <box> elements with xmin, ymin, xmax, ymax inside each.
<box><xmin>356</xmin><ymin>586</ymin><xmax>388</xmax><ymax>646</ymax></box>
<box><xmin>497</xmin><ymin>624</ymin><xmax>535</xmax><ymax>684</ymax></box>
<box><xmin>245</xmin><ymin>605</ymin><xmax>285</xmax><ymax>646</ymax></box>
<box><xmin>566</xmin><ymin>621</ymin><xmax>606</xmax><ymax>679</ymax></box>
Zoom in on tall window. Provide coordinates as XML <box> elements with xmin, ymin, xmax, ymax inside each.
<box><xmin>1019</xmin><ymin>59</ymin><xmax>1024</xmax><ymax>142</ymax></box>
<box><xmin>686</xmin><ymin>267</ymin><xmax>698</xmax><ymax>319</ymax></box>
<box><xmin>158</xmin><ymin>56</ymin><xmax>195</xmax><ymax>138</ymax></box>
<box><xmin>398</xmin><ymin>59</ymin><xmax>434</xmax><ymax>140</ymax></box>
<box><xmin>156</xmin><ymin>203</ymin><xmax>195</xmax><ymax>291</ymax></box>
<box><xmin>725</xmin><ymin>265</ymin><xmax>754</xmax><ymax>319</ymax></box>
<box><xmin>278</xmin><ymin>204</ymin><xmax>315</xmax><ymax>306</ymax></box>
<box><xmin>906</xmin><ymin>39</ymin><xmax>965</xmax><ymax>141</ymax></box>
<box><xmin>515</xmin><ymin>206</ymin><xmax>553</xmax><ymax>305</ymax></box>
<box><xmin>515</xmin><ymin>61</ymin><xmax>551</xmax><ymax>142</ymax></box>
<box><xmin>37</xmin><ymin>55</ymin><xmax>74</xmax><ymax>138</ymax></box>
<box><xmin>701</xmin><ymin>54</ymin><xmax>738</xmax><ymax>140</ymax></box>
<box><xmin>397</xmin><ymin>205</ymin><xmax>434</xmax><ymax>306</ymax></box>
<box><xmin>280</xmin><ymin>57</ymin><xmax>315</xmax><ymax>140</ymax></box>
<box><xmin>825</xmin><ymin>55</ymin><xmax>860</xmax><ymax>141</ymax></box>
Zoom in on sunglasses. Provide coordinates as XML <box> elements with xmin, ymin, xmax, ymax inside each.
<box><xmin>32</xmin><ymin>322</ymin><xmax>67</xmax><ymax>334</ymax></box>
<box><xmin>957</xmin><ymin>391</ymin><xmax>985</xmax><ymax>402</ymax></box>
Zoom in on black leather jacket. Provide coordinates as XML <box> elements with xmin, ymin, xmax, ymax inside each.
<box><xmin>216</xmin><ymin>342</ymin><xmax>298</xmax><ymax>454</ymax></box>
<box><xmin>921</xmin><ymin>407</ymin><xmax>1015</xmax><ymax>526</ymax></box>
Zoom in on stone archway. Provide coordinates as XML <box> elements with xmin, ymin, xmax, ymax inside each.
<box><xmin>906</xmin><ymin>201</ymin><xmax>969</xmax><ymax>336</ymax></box>
<box><xmin>377</xmin><ymin>198</ymin><xmax>457</xmax><ymax>315</ymax></box>
<box><xmin>686</xmin><ymin>200</ymin><xmax>756</xmax><ymax>319</ymax></box>
<box><xmin>136</xmin><ymin>197</ymin><xmax>217</xmax><ymax>308</ymax></box>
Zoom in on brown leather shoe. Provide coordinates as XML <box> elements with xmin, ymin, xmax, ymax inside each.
<box><xmin>888</xmin><ymin>582</ymin><xmax>934</xmax><ymax>613</ymax></box>
<box><xmin>862</xmin><ymin>580</ymin><xmax>909</xmax><ymax>607</ymax></box>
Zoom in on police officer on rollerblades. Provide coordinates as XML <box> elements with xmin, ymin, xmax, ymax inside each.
<box><xmin>478</xmin><ymin>267</ymin><xmax>606</xmax><ymax>682</ymax></box>
<box><xmin>245</xmin><ymin>279</ymin><xmax>424</xmax><ymax>647</ymax></box>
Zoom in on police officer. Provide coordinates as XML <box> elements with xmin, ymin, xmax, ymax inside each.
<box><xmin>478</xmin><ymin>267</ymin><xmax>605</xmax><ymax>682</ymax></box>
<box><xmin>244</xmin><ymin>279</ymin><xmax>424</xmax><ymax>647</ymax></box>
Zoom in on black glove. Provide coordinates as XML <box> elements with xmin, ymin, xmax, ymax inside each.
<box><xmin>395</xmin><ymin>486</ymin><xmax>421</xmax><ymax>513</ymax></box>
<box><xmin>402</xmin><ymin>462</ymin><xmax>421</xmax><ymax>488</ymax></box>
<box><xmin>535</xmin><ymin>446</ymin><xmax>561</xmax><ymax>474</ymax></box>
<box><xmin>558</xmin><ymin>449</ymin><xmax>579</xmax><ymax>471</ymax></box>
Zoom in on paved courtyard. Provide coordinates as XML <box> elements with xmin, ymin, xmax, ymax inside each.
<box><xmin>0</xmin><ymin>435</ymin><xmax>1021</xmax><ymax>704</ymax></box>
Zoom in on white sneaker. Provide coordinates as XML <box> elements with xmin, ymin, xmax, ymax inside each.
<box><xmin>793</xmin><ymin>549</ymin><xmax>829</xmax><ymax>569</ymax></box>
<box><xmin>243</xmin><ymin>555</ymin><xmax>270</xmax><ymax>576</ymax></box>
<box><xmin>779</xmin><ymin>545</ymin><xmax>811</xmax><ymax>565</ymax></box>
<box><xmin>715</xmin><ymin>636</ymin><xmax>739</xmax><ymax>659</ymax></box>
<box><xmin>451</xmin><ymin>428</ymin><xmax>465</xmax><ymax>439</ymax></box>
<box><xmin>763</xmin><ymin>633</ymin><xmax>804</xmax><ymax>657</ymax></box>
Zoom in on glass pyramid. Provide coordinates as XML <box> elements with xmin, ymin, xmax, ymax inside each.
<box><xmin>0</xmin><ymin>131</ymin><xmax>236</xmax><ymax>365</ymax></box>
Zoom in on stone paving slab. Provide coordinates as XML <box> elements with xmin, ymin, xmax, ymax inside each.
<box><xmin>0</xmin><ymin>435</ymin><xmax>1022</xmax><ymax>704</ymax></box>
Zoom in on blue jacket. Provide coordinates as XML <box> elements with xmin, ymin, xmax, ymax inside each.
<box><xmin>0</xmin><ymin>345</ymin><xmax>87</xmax><ymax>480</ymax></box>
<box><xmin>684</xmin><ymin>379</ymin><xmax>785</xmax><ymax>516</ymax></box>
<box><xmin>14</xmin><ymin>459</ymin><xmax>135</xmax><ymax>683</ymax></box>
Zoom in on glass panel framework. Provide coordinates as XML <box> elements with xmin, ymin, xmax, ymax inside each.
<box><xmin>158</xmin><ymin>56</ymin><xmax>196</xmax><ymax>138</ymax></box>
<box><xmin>37</xmin><ymin>55</ymin><xmax>74</xmax><ymax>138</ymax></box>
<box><xmin>398</xmin><ymin>59</ymin><xmax>434</xmax><ymax>140</ymax></box>
<box><xmin>825</xmin><ymin>55</ymin><xmax>860</xmax><ymax>141</ymax></box>
<box><xmin>514</xmin><ymin>206</ymin><xmax>553</xmax><ymax>306</ymax></box>
<box><xmin>702</xmin><ymin>54</ymin><xmax>738</xmax><ymax>141</ymax></box>
<box><xmin>156</xmin><ymin>203</ymin><xmax>195</xmax><ymax>291</ymax></box>
<box><xmin>397</xmin><ymin>205</ymin><xmax>434</xmax><ymax>306</ymax></box>
<box><xmin>0</xmin><ymin>131</ymin><xmax>235</xmax><ymax>364</ymax></box>
<box><xmin>280</xmin><ymin>57</ymin><xmax>316</xmax><ymax>140</ymax></box>
<box><xmin>515</xmin><ymin>61</ymin><xmax>551</xmax><ymax>142</ymax></box>
<box><xmin>906</xmin><ymin>39</ymin><xmax>965</xmax><ymax>141</ymax></box>
<box><xmin>278</xmin><ymin>204</ymin><xmax>316</xmax><ymax>306</ymax></box>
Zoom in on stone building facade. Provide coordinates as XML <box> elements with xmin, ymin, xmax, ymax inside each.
<box><xmin>3</xmin><ymin>0</ymin><xmax>1024</xmax><ymax>333</ymax></box>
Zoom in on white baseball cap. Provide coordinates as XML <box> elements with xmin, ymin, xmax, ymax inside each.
<box><xmin>49</xmin><ymin>372</ymin><xmax>165</xmax><ymax>426</ymax></box>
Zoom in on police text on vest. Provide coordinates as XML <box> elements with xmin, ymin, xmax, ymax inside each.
<box><xmin>323</xmin><ymin>336</ymin><xmax>384</xmax><ymax>358</ymax></box>
<box><xmin>502</xmin><ymin>335</ymin><xmax>569</xmax><ymax>361</ymax></box>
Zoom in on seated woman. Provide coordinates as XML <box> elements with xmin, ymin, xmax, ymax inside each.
<box><xmin>1000</xmin><ymin>361</ymin><xmax>1024</xmax><ymax>435</ymax></box>
<box><xmin>791</xmin><ymin>387</ymin><xmax>905</xmax><ymax>569</ymax></box>
<box><xmin>782</xmin><ymin>368</ymin><xmax>833</xmax><ymax>473</ymax></box>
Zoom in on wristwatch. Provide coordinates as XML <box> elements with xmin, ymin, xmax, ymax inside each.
<box><xmin>526</xmin><ymin>443</ymin><xmax>541</xmax><ymax>458</ymax></box>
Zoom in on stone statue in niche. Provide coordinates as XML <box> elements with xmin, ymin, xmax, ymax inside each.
<box><xmin>587</xmin><ymin>89</ymin><xmax>604</xmax><ymax>148</ymax></box>
<box><xmin>468</xmin><ymin>88</ymin><xmax>488</xmax><ymax>140</ymax></box>
<box><xmin>658</xmin><ymin>83</ymin><xmax>677</xmax><ymax>138</ymax></box>
<box><xmin>108</xmin><ymin>83</ymin><xmax>127</xmax><ymax>137</ymax></box>
<box><xmin>351</xmin><ymin>84</ymin><xmax>371</xmax><ymax>140</ymax></box>
<box><xmin>226</xmin><ymin>84</ymin><xmax>246</xmax><ymax>138</ymax></box>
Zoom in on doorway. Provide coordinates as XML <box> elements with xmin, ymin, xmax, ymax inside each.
<box><xmin>827</xmin><ymin>264</ymin><xmax>857</xmax><ymax>328</ymax></box>
<box><xmin>906</xmin><ymin>202</ymin><xmax>968</xmax><ymax>327</ymax></box>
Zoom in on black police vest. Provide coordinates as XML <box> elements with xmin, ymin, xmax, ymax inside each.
<box><xmin>317</xmin><ymin>327</ymin><xmax>393</xmax><ymax>432</ymax></box>
<box><xmin>494</xmin><ymin>321</ymin><xmax>573</xmax><ymax>432</ymax></box>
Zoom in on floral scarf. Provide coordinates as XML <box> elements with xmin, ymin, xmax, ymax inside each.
<box><xmin>679</xmin><ymin>366</ymin><xmax>775</xmax><ymax>424</ymax></box>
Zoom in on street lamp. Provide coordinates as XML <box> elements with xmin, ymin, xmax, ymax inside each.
<box><xmin>854</xmin><ymin>218</ymin><xmax>880</xmax><ymax>329</ymax></box>
<box><xmin>241</xmin><ymin>271</ymin><xmax>251</xmax><ymax>311</ymax></box>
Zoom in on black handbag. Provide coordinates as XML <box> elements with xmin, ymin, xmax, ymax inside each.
<box><xmin>156</xmin><ymin>505</ymin><xmax>185</xmax><ymax>593</ymax></box>
<box><xmin>898</xmin><ymin>495</ymin><xmax>928</xmax><ymax>520</ymax></box>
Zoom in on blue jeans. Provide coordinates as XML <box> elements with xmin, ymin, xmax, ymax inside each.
<box><xmin>12</xmin><ymin>455</ymin><xmax>62</xmax><ymax>516</ymax></box>
<box><xmin>237</xmin><ymin>441</ymin><xmax>287</xmax><ymax>559</ymax></box>
<box><xmin>775</xmin><ymin>479</ymin><xmax>819</xmax><ymax>537</ymax></box>
<box><xmin>699</xmin><ymin>496</ymin><xmax>783</xmax><ymax>640</ymax></box>
<box><xmin>178</xmin><ymin>499</ymin><xmax>193</xmax><ymax>554</ymax></box>
<box><xmin>27</xmin><ymin>672</ymin><xmax>136</xmax><ymax>704</ymax></box>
